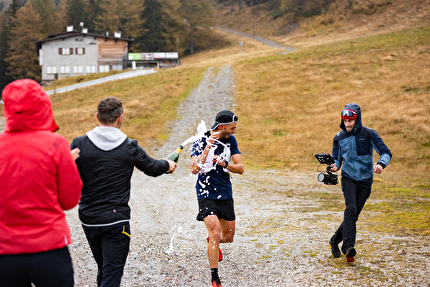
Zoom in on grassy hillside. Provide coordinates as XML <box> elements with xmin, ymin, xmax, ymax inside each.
<box><xmin>214</xmin><ymin>0</ymin><xmax>430</xmax><ymax>49</ymax></box>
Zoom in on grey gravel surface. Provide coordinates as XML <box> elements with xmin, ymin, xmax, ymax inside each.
<box><xmin>65</xmin><ymin>65</ymin><xmax>430</xmax><ymax>286</ymax></box>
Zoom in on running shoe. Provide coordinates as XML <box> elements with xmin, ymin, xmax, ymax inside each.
<box><xmin>329</xmin><ymin>238</ymin><xmax>341</xmax><ymax>258</ymax></box>
<box><xmin>207</xmin><ymin>237</ymin><xmax>223</xmax><ymax>262</ymax></box>
<box><xmin>346</xmin><ymin>256</ymin><xmax>355</xmax><ymax>262</ymax></box>
<box><xmin>211</xmin><ymin>279</ymin><xmax>222</xmax><ymax>287</ymax></box>
<box><xmin>345</xmin><ymin>246</ymin><xmax>356</xmax><ymax>262</ymax></box>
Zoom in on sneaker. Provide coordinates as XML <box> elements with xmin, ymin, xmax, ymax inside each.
<box><xmin>346</xmin><ymin>256</ymin><xmax>355</xmax><ymax>262</ymax></box>
<box><xmin>345</xmin><ymin>246</ymin><xmax>356</xmax><ymax>262</ymax></box>
<box><xmin>329</xmin><ymin>239</ymin><xmax>341</xmax><ymax>258</ymax></box>
<box><xmin>211</xmin><ymin>279</ymin><xmax>222</xmax><ymax>287</ymax></box>
<box><xmin>207</xmin><ymin>237</ymin><xmax>223</xmax><ymax>262</ymax></box>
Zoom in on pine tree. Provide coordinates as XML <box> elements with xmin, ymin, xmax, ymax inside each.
<box><xmin>66</xmin><ymin>0</ymin><xmax>87</xmax><ymax>30</ymax></box>
<box><xmin>5</xmin><ymin>1</ymin><xmax>44</xmax><ymax>81</ymax></box>
<box><xmin>136</xmin><ymin>0</ymin><xmax>165</xmax><ymax>51</ymax></box>
<box><xmin>84</xmin><ymin>0</ymin><xmax>102</xmax><ymax>33</ymax></box>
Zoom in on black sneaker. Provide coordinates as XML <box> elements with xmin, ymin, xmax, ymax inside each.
<box><xmin>345</xmin><ymin>246</ymin><xmax>356</xmax><ymax>257</ymax></box>
<box><xmin>329</xmin><ymin>239</ymin><xmax>341</xmax><ymax>258</ymax></box>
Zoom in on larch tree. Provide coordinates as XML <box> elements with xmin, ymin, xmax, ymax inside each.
<box><xmin>178</xmin><ymin>0</ymin><xmax>215</xmax><ymax>54</ymax></box>
<box><xmin>94</xmin><ymin>0</ymin><xmax>144</xmax><ymax>38</ymax></box>
<box><xmin>94</xmin><ymin>0</ymin><xmax>120</xmax><ymax>34</ymax></box>
<box><xmin>120</xmin><ymin>0</ymin><xmax>145</xmax><ymax>39</ymax></box>
<box><xmin>31</xmin><ymin>0</ymin><xmax>61</xmax><ymax>35</ymax></box>
<box><xmin>55</xmin><ymin>0</ymin><xmax>69</xmax><ymax>31</ymax></box>
<box><xmin>5</xmin><ymin>1</ymin><xmax>44</xmax><ymax>81</ymax></box>
<box><xmin>159</xmin><ymin>0</ymin><xmax>185</xmax><ymax>55</ymax></box>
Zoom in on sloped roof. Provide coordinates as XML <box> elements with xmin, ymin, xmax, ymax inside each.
<box><xmin>36</xmin><ymin>30</ymin><xmax>133</xmax><ymax>50</ymax></box>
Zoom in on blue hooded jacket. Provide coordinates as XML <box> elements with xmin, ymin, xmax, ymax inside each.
<box><xmin>332</xmin><ymin>103</ymin><xmax>392</xmax><ymax>183</ymax></box>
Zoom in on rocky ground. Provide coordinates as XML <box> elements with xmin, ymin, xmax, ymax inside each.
<box><xmin>65</xmin><ymin>65</ymin><xmax>430</xmax><ymax>287</ymax></box>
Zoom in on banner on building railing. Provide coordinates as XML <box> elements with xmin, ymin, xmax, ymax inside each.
<box><xmin>128</xmin><ymin>52</ymin><xmax>178</xmax><ymax>61</ymax></box>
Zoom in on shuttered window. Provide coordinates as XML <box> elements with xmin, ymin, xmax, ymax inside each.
<box><xmin>76</xmin><ymin>48</ymin><xmax>85</xmax><ymax>55</ymax></box>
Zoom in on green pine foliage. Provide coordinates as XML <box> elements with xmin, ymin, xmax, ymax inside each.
<box><xmin>136</xmin><ymin>0</ymin><xmax>165</xmax><ymax>52</ymax></box>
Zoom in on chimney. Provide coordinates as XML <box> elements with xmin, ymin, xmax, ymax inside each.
<box><xmin>82</xmin><ymin>28</ymin><xmax>88</xmax><ymax>33</ymax></box>
<box><xmin>106</xmin><ymin>31</ymin><xmax>109</xmax><ymax>36</ymax></box>
<box><xmin>114</xmin><ymin>31</ymin><xmax>121</xmax><ymax>38</ymax></box>
<box><xmin>67</xmin><ymin>26</ymin><xmax>73</xmax><ymax>32</ymax></box>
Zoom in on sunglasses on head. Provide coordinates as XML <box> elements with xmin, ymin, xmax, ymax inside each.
<box><xmin>341</xmin><ymin>110</ymin><xmax>357</xmax><ymax>117</ymax></box>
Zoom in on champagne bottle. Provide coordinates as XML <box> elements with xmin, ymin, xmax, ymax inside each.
<box><xmin>167</xmin><ymin>145</ymin><xmax>183</xmax><ymax>163</ymax></box>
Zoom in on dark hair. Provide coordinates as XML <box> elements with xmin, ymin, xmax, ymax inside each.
<box><xmin>97</xmin><ymin>97</ymin><xmax>123</xmax><ymax>125</ymax></box>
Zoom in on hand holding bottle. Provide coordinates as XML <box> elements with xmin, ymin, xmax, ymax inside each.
<box><xmin>166</xmin><ymin>159</ymin><xmax>177</xmax><ymax>173</ymax></box>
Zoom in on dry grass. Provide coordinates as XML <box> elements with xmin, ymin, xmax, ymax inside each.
<box><xmin>44</xmin><ymin>70</ymin><xmax>126</xmax><ymax>91</ymax></box>
<box><xmin>215</xmin><ymin>0</ymin><xmax>430</xmax><ymax>49</ymax></box>
<box><xmin>234</xmin><ymin>26</ymin><xmax>430</xmax><ymax>186</ymax></box>
<box><xmin>181</xmin><ymin>29</ymin><xmax>282</xmax><ymax>68</ymax></box>
<box><xmin>48</xmin><ymin>66</ymin><xmax>206</xmax><ymax>150</ymax></box>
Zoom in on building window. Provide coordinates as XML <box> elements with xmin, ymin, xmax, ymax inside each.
<box><xmin>99</xmin><ymin>65</ymin><xmax>109</xmax><ymax>73</ymax></box>
<box><xmin>76</xmin><ymin>48</ymin><xmax>85</xmax><ymax>55</ymax></box>
<box><xmin>86</xmin><ymin>65</ymin><xmax>96</xmax><ymax>74</ymax></box>
<box><xmin>73</xmin><ymin>65</ymin><xmax>83</xmax><ymax>74</ymax></box>
<box><xmin>47</xmin><ymin>65</ymin><xmax>57</xmax><ymax>74</ymax></box>
<box><xmin>60</xmin><ymin>65</ymin><xmax>70</xmax><ymax>74</ymax></box>
<box><xmin>59</xmin><ymin>48</ymin><xmax>73</xmax><ymax>55</ymax></box>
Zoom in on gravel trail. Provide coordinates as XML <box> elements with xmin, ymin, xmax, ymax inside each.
<box><xmin>66</xmin><ymin>65</ymin><xmax>429</xmax><ymax>287</ymax></box>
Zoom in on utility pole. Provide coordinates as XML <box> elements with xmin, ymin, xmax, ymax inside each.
<box><xmin>177</xmin><ymin>37</ymin><xmax>179</xmax><ymax>57</ymax></box>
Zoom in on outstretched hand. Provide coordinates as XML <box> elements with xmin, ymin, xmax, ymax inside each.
<box><xmin>166</xmin><ymin>159</ymin><xmax>177</xmax><ymax>173</ymax></box>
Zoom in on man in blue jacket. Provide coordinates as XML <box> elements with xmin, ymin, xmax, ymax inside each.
<box><xmin>329</xmin><ymin>103</ymin><xmax>392</xmax><ymax>262</ymax></box>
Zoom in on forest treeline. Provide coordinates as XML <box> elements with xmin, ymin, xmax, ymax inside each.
<box><xmin>0</xmin><ymin>0</ymin><xmax>231</xmax><ymax>90</ymax></box>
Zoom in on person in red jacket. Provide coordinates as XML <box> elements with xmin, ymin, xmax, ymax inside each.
<box><xmin>0</xmin><ymin>79</ymin><xmax>83</xmax><ymax>287</ymax></box>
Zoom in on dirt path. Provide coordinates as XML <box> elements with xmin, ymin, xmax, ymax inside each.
<box><xmin>66</xmin><ymin>65</ymin><xmax>429</xmax><ymax>286</ymax></box>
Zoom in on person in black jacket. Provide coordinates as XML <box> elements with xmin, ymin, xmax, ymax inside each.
<box><xmin>70</xmin><ymin>97</ymin><xmax>176</xmax><ymax>287</ymax></box>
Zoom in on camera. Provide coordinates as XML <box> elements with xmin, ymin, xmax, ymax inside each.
<box><xmin>315</xmin><ymin>153</ymin><xmax>338</xmax><ymax>185</ymax></box>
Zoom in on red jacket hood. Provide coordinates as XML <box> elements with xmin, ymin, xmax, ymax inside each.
<box><xmin>2</xmin><ymin>79</ymin><xmax>58</xmax><ymax>133</ymax></box>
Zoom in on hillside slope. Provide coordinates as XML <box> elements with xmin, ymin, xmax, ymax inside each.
<box><xmin>214</xmin><ymin>0</ymin><xmax>430</xmax><ymax>48</ymax></box>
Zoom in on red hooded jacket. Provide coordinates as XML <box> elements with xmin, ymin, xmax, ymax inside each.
<box><xmin>0</xmin><ymin>79</ymin><xmax>82</xmax><ymax>255</ymax></box>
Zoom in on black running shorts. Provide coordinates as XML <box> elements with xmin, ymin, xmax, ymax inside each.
<box><xmin>196</xmin><ymin>198</ymin><xmax>235</xmax><ymax>221</ymax></box>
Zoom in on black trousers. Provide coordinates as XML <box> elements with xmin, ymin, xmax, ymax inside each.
<box><xmin>332</xmin><ymin>176</ymin><xmax>372</xmax><ymax>254</ymax></box>
<box><xmin>82</xmin><ymin>222</ymin><xmax>131</xmax><ymax>287</ymax></box>
<box><xmin>0</xmin><ymin>247</ymin><xmax>74</xmax><ymax>287</ymax></box>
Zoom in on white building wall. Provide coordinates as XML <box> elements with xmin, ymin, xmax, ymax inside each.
<box><xmin>40</xmin><ymin>35</ymin><xmax>99</xmax><ymax>81</ymax></box>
